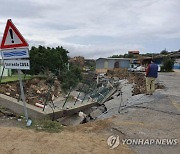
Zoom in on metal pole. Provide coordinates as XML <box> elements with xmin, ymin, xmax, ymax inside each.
<box><xmin>67</xmin><ymin>63</ymin><xmax>70</xmax><ymax>71</ymax></box>
<box><xmin>18</xmin><ymin>69</ymin><xmax>28</xmax><ymax>120</ymax></box>
<box><xmin>81</xmin><ymin>94</ymin><xmax>87</xmax><ymax>104</ymax></box>
<box><xmin>0</xmin><ymin>66</ymin><xmax>5</xmax><ymax>84</ymax></box>
<box><xmin>81</xmin><ymin>84</ymin><xmax>90</xmax><ymax>104</ymax></box>
<box><xmin>0</xmin><ymin>51</ymin><xmax>5</xmax><ymax>84</ymax></box>
<box><xmin>62</xmin><ymin>87</ymin><xmax>72</xmax><ymax>108</ymax></box>
<box><xmin>118</xmin><ymin>91</ymin><xmax>123</xmax><ymax>113</ymax></box>
<box><xmin>42</xmin><ymin>74</ymin><xmax>57</xmax><ymax>111</ymax></box>
<box><xmin>97</xmin><ymin>75</ymin><xmax>99</xmax><ymax>84</ymax></box>
<box><xmin>74</xmin><ymin>92</ymin><xmax>81</xmax><ymax>106</ymax></box>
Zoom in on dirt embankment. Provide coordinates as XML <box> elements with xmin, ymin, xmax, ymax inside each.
<box><xmin>0</xmin><ymin>77</ymin><xmax>62</xmax><ymax>105</ymax></box>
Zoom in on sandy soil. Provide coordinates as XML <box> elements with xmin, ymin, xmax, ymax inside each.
<box><xmin>0</xmin><ymin>120</ymin><xmax>134</xmax><ymax>154</ymax></box>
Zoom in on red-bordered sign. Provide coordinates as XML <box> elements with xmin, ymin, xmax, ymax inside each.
<box><xmin>0</xmin><ymin>19</ymin><xmax>29</xmax><ymax>49</ymax></box>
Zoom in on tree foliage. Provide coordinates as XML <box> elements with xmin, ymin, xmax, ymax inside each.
<box><xmin>28</xmin><ymin>45</ymin><xmax>82</xmax><ymax>91</ymax></box>
<box><xmin>29</xmin><ymin>46</ymin><xmax>69</xmax><ymax>75</ymax></box>
<box><xmin>160</xmin><ymin>49</ymin><xmax>168</xmax><ymax>55</ymax></box>
<box><xmin>110</xmin><ymin>53</ymin><xmax>134</xmax><ymax>58</ymax></box>
<box><xmin>161</xmin><ymin>57</ymin><xmax>174</xmax><ymax>72</ymax></box>
<box><xmin>110</xmin><ymin>55</ymin><xmax>123</xmax><ymax>58</ymax></box>
<box><xmin>60</xmin><ymin>64</ymin><xmax>82</xmax><ymax>91</ymax></box>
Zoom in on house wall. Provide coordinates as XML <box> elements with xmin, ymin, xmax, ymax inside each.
<box><xmin>96</xmin><ymin>59</ymin><xmax>105</xmax><ymax>69</ymax></box>
<box><xmin>0</xmin><ymin>65</ymin><xmax>11</xmax><ymax>77</ymax></box>
<box><xmin>120</xmin><ymin>60</ymin><xmax>130</xmax><ymax>68</ymax></box>
<box><xmin>96</xmin><ymin>59</ymin><xmax>130</xmax><ymax>73</ymax></box>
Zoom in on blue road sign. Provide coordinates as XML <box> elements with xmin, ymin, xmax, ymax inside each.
<box><xmin>1</xmin><ymin>48</ymin><xmax>29</xmax><ymax>59</ymax></box>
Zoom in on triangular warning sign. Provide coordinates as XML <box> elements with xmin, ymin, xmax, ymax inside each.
<box><xmin>0</xmin><ymin>19</ymin><xmax>29</xmax><ymax>49</ymax></box>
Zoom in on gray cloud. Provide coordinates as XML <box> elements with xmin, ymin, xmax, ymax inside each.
<box><xmin>0</xmin><ymin>0</ymin><xmax>179</xmax><ymax>58</ymax></box>
<box><xmin>0</xmin><ymin>0</ymin><xmax>43</xmax><ymax>19</ymax></box>
<box><xmin>62</xmin><ymin>43</ymin><xmax>145</xmax><ymax>59</ymax></box>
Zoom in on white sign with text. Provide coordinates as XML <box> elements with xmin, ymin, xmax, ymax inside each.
<box><xmin>4</xmin><ymin>59</ymin><xmax>30</xmax><ymax>70</ymax></box>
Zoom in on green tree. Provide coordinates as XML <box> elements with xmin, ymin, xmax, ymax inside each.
<box><xmin>60</xmin><ymin>64</ymin><xmax>82</xmax><ymax>91</ymax></box>
<box><xmin>29</xmin><ymin>46</ymin><xmax>69</xmax><ymax>75</ymax></box>
<box><xmin>110</xmin><ymin>53</ymin><xmax>134</xmax><ymax>58</ymax></box>
<box><xmin>160</xmin><ymin>49</ymin><xmax>168</xmax><ymax>55</ymax></box>
<box><xmin>110</xmin><ymin>55</ymin><xmax>123</xmax><ymax>58</ymax></box>
<box><xmin>27</xmin><ymin>45</ymin><xmax>83</xmax><ymax>92</ymax></box>
<box><xmin>123</xmin><ymin>53</ymin><xmax>134</xmax><ymax>58</ymax></box>
<box><xmin>161</xmin><ymin>57</ymin><xmax>174</xmax><ymax>72</ymax></box>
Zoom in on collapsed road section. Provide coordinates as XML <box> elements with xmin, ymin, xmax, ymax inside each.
<box><xmin>0</xmin><ymin>70</ymin><xmax>164</xmax><ymax>122</ymax></box>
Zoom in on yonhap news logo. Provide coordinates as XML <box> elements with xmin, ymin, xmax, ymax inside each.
<box><xmin>122</xmin><ymin>138</ymin><xmax>178</xmax><ymax>145</ymax></box>
<box><xmin>107</xmin><ymin>135</ymin><xmax>120</xmax><ymax>149</ymax></box>
<box><xmin>107</xmin><ymin>135</ymin><xmax>178</xmax><ymax>149</ymax></box>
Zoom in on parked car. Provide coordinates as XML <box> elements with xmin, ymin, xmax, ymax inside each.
<box><xmin>136</xmin><ymin>66</ymin><xmax>145</xmax><ymax>72</ymax></box>
<box><xmin>128</xmin><ymin>66</ymin><xmax>145</xmax><ymax>72</ymax></box>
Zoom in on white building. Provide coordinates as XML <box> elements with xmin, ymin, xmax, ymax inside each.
<box><xmin>0</xmin><ymin>57</ymin><xmax>12</xmax><ymax>77</ymax></box>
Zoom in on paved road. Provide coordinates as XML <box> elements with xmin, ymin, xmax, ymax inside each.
<box><xmin>105</xmin><ymin>72</ymin><xmax>180</xmax><ymax>154</ymax></box>
<box><xmin>157</xmin><ymin>72</ymin><xmax>180</xmax><ymax>97</ymax></box>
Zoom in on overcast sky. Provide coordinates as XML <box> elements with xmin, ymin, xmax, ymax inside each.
<box><xmin>0</xmin><ymin>0</ymin><xmax>180</xmax><ymax>59</ymax></box>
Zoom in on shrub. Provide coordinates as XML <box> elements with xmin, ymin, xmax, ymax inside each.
<box><xmin>161</xmin><ymin>57</ymin><xmax>174</xmax><ymax>72</ymax></box>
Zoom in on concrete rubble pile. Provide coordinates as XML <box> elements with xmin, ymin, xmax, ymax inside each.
<box><xmin>107</xmin><ymin>69</ymin><xmax>146</xmax><ymax>95</ymax></box>
<box><xmin>128</xmin><ymin>73</ymin><xmax>146</xmax><ymax>95</ymax></box>
<box><xmin>107</xmin><ymin>68</ymin><xmax>129</xmax><ymax>79</ymax></box>
<box><xmin>106</xmin><ymin>69</ymin><xmax>164</xmax><ymax>95</ymax></box>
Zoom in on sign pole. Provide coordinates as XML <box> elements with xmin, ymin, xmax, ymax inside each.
<box><xmin>0</xmin><ymin>66</ymin><xmax>5</xmax><ymax>84</ymax></box>
<box><xmin>18</xmin><ymin>69</ymin><xmax>28</xmax><ymax>121</ymax></box>
<box><xmin>0</xmin><ymin>52</ymin><xmax>4</xmax><ymax>84</ymax></box>
<box><xmin>1</xmin><ymin>19</ymin><xmax>32</xmax><ymax>126</ymax></box>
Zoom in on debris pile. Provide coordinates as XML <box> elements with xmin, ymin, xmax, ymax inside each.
<box><xmin>128</xmin><ymin>73</ymin><xmax>146</xmax><ymax>95</ymax></box>
<box><xmin>106</xmin><ymin>69</ymin><xmax>146</xmax><ymax>95</ymax></box>
<box><xmin>0</xmin><ymin>77</ymin><xmax>62</xmax><ymax>105</ymax></box>
<box><xmin>155</xmin><ymin>82</ymin><xmax>165</xmax><ymax>89</ymax></box>
<box><xmin>107</xmin><ymin>68</ymin><xmax>128</xmax><ymax>79</ymax></box>
<box><xmin>69</xmin><ymin>56</ymin><xmax>85</xmax><ymax>67</ymax></box>
<box><xmin>106</xmin><ymin>69</ymin><xmax>164</xmax><ymax>95</ymax></box>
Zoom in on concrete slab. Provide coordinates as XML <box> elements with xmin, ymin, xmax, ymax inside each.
<box><xmin>0</xmin><ymin>93</ymin><xmax>97</xmax><ymax>120</ymax></box>
<box><xmin>100</xmin><ymin>82</ymin><xmax>133</xmax><ymax>118</ymax></box>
